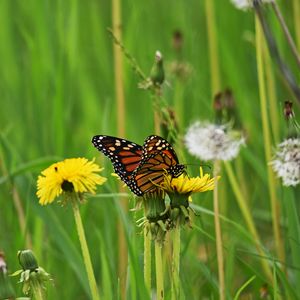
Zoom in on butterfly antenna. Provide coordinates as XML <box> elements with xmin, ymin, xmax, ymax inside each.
<box><xmin>183</xmin><ymin>163</ymin><xmax>212</xmax><ymax>170</ymax></box>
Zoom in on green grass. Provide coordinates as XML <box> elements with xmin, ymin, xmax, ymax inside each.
<box><xmin>0</xmin><ymin>0</ymin><xmax>300</xmax><ymax>299</ymax></box>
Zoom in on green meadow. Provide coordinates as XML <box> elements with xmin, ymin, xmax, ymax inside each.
<box><xmin>0</xmin><ymin>0</ymin><xmax>300</xmax><ymax>299</ymax></box>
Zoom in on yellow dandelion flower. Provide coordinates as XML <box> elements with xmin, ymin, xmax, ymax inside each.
<box><xmin>161</xmin><ymin>167</ymin><xmax>217</xmax><ymax>197</ymax></box>
<box><xmin>159</xmin><ymin>168</ymin><xmax>219</xmax><ymax>225</ymax></box>
<box><xmin>37</xmin><ymin>158</ymin><xmax>107</xmax><ymax>205</ymax></box>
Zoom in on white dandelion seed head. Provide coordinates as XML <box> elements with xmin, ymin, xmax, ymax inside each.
<box><xmin>270</xmin><ymin>138</ymin><xmax>300</xmax><ymax>187</ymax></box>
<box><xmin>184</xmin><ymin>121</ymin><xmax>245</xmax><ymax>161</ymax></box>
<box><xmin>230</xmin><ymin>0</ymin><xmax>274</xmax><ymax>10</ymax></box>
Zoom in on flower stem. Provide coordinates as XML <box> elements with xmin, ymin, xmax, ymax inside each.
<box><xmin>171</xmin><ymin>221</ymin><xmax>180</xmax><ymax>300</ymax></box>
<box><xmin>205</xmin><ymin>0</ymin><xmax>221</xmax><ymax>94</ymax></box>
<box><xmin>72</xmin><ymin>200</ymin><xmax>100</xmax><ymax>300</ymax></box>
<box><xmin>155</xmin><ymin>241</ymin><xmax>164</xmax><ymax>300</ymax></box>
<box><xmin>224</xmin><ymin>161</ymin><xmax>273</xmax><ymax>281</ymax></box>
<box><xmin>213</xmin><ymin>161</ymin><xmax>225</xmax><ymax>300</ymax></box>
<box><xmin>31</xmin><ymin>279</ymin><xmax>45</xmax><ymax>300</ymax></box>
<box><xmin>271</xmin><ymin>1</ymin><xmax>300</xmax><ymax>69</ymax></box>
<box><xmin>255</xmin><ymin>15</ymin><xmax>285</xmax><ymax>266</ymax></box>
<box><xmin>144</xmin><ymin>227</ymin><xmax>151</xmax><ymax>296</ymax></box>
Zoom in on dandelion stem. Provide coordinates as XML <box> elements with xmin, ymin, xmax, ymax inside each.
<box><xmin>155</xmin><ymin>241</ymin><xmax>164</xmax><ymax>300</ymax></box>
<box><xmin>271</xmin><ymin>1</ymin><xmax>300</xmax><ymax>69</ymax></box>
<box><xmin>213</xmin><ymin>161</ymin><xmax>225</xmax><ymax>300</ymax></box>
<box><xmin>72</xmin><ymin>199</ymin><xmax>100</xmax><ymax>300</ymax></box>
<box><xmin>31</xmin><ymin>279</ymin><xmax>45</xmax><ymax>300</ymax></box>
<box><xmin>255</xmin><ymin>15</ymin><xmax>285</xmax><ymax>267</ymax></box>
<box><xmin>144</xmin><ymin>227</ymin><xmax>151</xmax><ymax>296</ymax></box>
<box><xmin>224</xmin><ymin>161</ymin><xmax>273</xmax><ymax>281</ymax></box>
<box><xmin>171</xmin><ymin>221</ymin><xmax>180</xmax><ymax>300</ymax></box>
<box><xmin>112</xmin><ymin>0</ymin><xmax>128</xmax><ymax>297</ymax></box>
<box><xmin>205</xmin><ymin>0</ymin><xmax>221</xmax><ymax>94</ymax></box>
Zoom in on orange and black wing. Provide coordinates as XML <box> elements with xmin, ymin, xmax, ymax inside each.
<box><xmin>131</xmin><ymin>135</ymin><xmax>185</xmax><ymax>195</ymax></box>
<box><xmin>91</xmin><ymin>135</ymin><xmax>143</xmax><ymax>188</ymax></box>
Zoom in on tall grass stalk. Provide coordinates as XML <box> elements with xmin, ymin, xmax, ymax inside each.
<box><xmin>255</xmin><ymin>15</ymin><xmax>285</xmax><ymax>266</ymax></box>
<box><xmin>271</xmin><ymin>1</ymin><xmax>300</xmax><ymax>69</ymax></box>
<box><xmin>205</xmin><ymin>0</ymin><xmax>221</xmax><ymax>94</ymax></box>
<box><xmin>205</xmin><ymin>2</ymin><xmax>225</xmax><ymax>296</ymax></box>
<box><xmin>72</xmin><ymin>199</ymin><xmax>100</xmax><ymax>300</ymax></box>
<box><xmin>171</xmin><ymin>221</ymin><xmax>180</xmax><ymax>300</ymax></box>
<box><xmin>293</xmin><ymin>0</ymin><xmax>300</xmax><ymax>51</ymax></box>
<box><xmin>12</xmin><ymin>185</ymin><xmax>32</xmax><ymax>249</ymax></box>
<box><xmin>0</xmin><ymin>155</ymin><xmax>32</xmax><ymax>248</ymax></box>
<box><xmin>263</xmin><ymin>41</ymin><xmax>280</xmax><ymax>144</ymax></box>
<box><xmin>282</xmin><ymin>188</ymin><xmax>300</xmax><ymax>298</ymax></box>
<box><xmin>224</xmin><ymin>161</ymin><xmax>273</xmax><ymax>281</ymax></box>
<box><xmin>213</xmin><ymin>161</ymin><xmax>225</xmax><ymax>300</ymax></box>
<box><xmin>112</xmin><ymin>0</ymin><xmax>125</xmax><ymax>138</ymax></box>
<box><xmin>112</xmin><ymin>0</ymin><xmax>128</xmax><ymax>296</ymax></box>
<box><xmin>174</xmin><ymin>81</ymin><xmax>184</xmax><ymax>130</ymax></box>
<box><xmin>155</xmin><ymin>241</ymin><xmax>164</xmax><ymax>300</ymax></box>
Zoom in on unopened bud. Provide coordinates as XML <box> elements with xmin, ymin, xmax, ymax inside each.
<box><xmin>213</xmin><ymin>92</ymin><xmax>223</xmax><ymax>111</ymax></box>
<box><xmin>155</xmin><ymin>51</ymin><xmax>162</xmax><ymax>62</ymax></box>
<box><xmin>18</xmin><ymin>250</ymin><xmax>39</xmax><ymax>271</ymax></box>
<box><xmin>172</xmin><ymin>30</ymin><xmax>183</xmax><ymax>52</ymax></box>
<box><xmin>150</xmin><ymin>51</ymin><xmax>165</xmax><ymax>85</ymax></box>
<box><xmin>223</xmin><ymin>89</ymin><xmax>235</xmax><ymax>109</ymax></box>
<box><xmin>284</xmin><ymin>101</ymin><xmax>294</xmax><ymax>120</ymax></box>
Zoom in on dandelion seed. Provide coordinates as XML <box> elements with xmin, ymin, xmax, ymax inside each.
<box><xmin>37</xmin><ymin>158</ymin><xmax>107</xmax><ymax>205</ymax></box>
<box><xmin>270</xmin><ymin>138</ymin><xmax>300</xmax><ymax>186</ymax></box>
<box><xmin>231</xmin><ymin>0</ymin><xmax>274</xmax><ymax>10</ymax></box>
<box><xmin>184</xmin><ymin>121</ymin><xmax>245</xmax><ymax>161</ymax></box>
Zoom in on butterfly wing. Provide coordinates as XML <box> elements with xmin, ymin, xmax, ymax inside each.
<box><xmin>131</xmin><ymin>135</ymin><xmax>185</xmax><ymax>195</ymax></box>
<box><xmin>142</xmin><ymin>135</ymin><xmax>180</xmax><ymax>163</ymax></box>
<box><xmin>91</xmin><ymin>135</ymin><xmax>143</xmax><ymax>187</ymax></box>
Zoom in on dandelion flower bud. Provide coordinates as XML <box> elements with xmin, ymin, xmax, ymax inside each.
<box><xmin>18</xmin><ymin>250</ymin><xmax>39</xmax><ymax>271</ymax></box>
<box><xmin>12</xmin><ymin>250</ymin><xmax>52</xmax><ymax>297</ymax></box>
<box><xmin>150</xmin><ymin>50</ymin><xmax>165</xmax><ymax>86</ymax></box>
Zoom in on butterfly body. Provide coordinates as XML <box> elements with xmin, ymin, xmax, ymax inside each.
<box><xmin>91</xmin><ymin>134</ymin><xmax>185</xmax><ymax>196</ymax></box>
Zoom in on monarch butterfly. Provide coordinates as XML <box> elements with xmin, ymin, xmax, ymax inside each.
<box><xmin>91</xmin><ymin>135</ymin><xmax>185</xmax><ymax>196</ymax></box>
